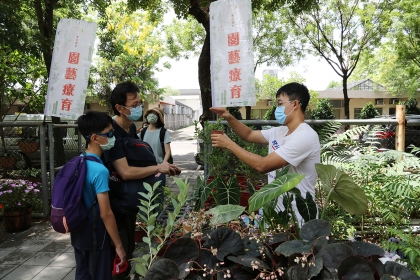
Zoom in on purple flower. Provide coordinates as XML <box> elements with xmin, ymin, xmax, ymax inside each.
<box><xmin>11</xmin><ymin>184</ymin><xmax>16</xmax><ymax>187</ymax></box>
<box><xmin>17</xmin><ymin>202</ymin><xmax>21</xmax><ymax>206</ymax></box>
<box><xmin>25</xmin><ymin>190</ymin><xmax>30</xmax><ymax>193</ymax></box>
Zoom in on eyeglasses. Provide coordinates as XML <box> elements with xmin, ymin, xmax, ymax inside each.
<box><xmin>85</xmin><ymin>130</ymin><xmax>114</xmax><ymax>139</ymax></box>
<box><xmin>123</xmin><ymin>103</ymin><xmax>143</xmax><ymax>109</ymax></box>
<box><xmin>276</xmin><ymin>100</ymin><xmax>294</xmax><ymax>108</ymax></box>
<box><xmin>96</xmin><ymin>130</ymin><xmax>114</xmax><ymax>138</ymax></box>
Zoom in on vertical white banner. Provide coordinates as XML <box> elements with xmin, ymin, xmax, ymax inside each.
<box><xmin>45</xmin><ymin>19</ymin><xmax>97</xmax><ymax>120</ymax></box>
<box><xmin>210</xmin><ymin>0</ymin><xmax>255</xmax><ymax>108</ymax></box>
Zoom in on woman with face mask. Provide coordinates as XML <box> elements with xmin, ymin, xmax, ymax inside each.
<box><xmin>138</xmin><ymin>107</ymin><xmax>172</xmax><ymax>188</ymax></box>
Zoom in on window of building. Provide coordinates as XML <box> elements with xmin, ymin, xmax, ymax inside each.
<box><xmin>389</xmin><ymin>108</ymin><xmax>396</xmax><ymax>115</ymax></box>
<box><xmin>251</xmin><ymin>109</ymin><xmax>268</xmax><ymax>120</ymax></box>
<box><xmin>352</xmin><ymin>80</ymin><xmax>386</xmax><ymax>91</ymax></box>
<box><xmin>354</xmin><ymin>108</ymin><xmax>362</xmax><ymax>119</ymax></box>
<box><xmin>329</xmin><ymin>100</ymin><xmax>343</xmax><ymax>108</ymax></box>
<box><xmin>376</xmin><ymin>108</ymin><xmax>383</xmax><ymax>115</ymax></box>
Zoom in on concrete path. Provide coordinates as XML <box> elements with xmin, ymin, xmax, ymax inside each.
<box><xmin>0</xmin><ymin>125</ymin><xmax>203</xmax><ymax>279</ymax></box>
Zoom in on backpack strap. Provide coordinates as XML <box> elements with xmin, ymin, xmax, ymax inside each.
<box><xmin>140</xmin><ymin>126</ymin><xmax>147</xmax><ymax>140</ymax></box>
<box><xmin>159</xmin><ymin>128</ymin><xmax>173</xmax><ymax>164</ymax></box>
<box><xmin>82</xmin><ymin>153</ymin><xmax>101</xmax><ymax>277</ymax></box>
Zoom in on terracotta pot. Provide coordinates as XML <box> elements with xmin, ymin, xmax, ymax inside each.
<box><xmin>211</xmin><ymin>130</ymin><xmax>223</xmax><ymax>135</ymax></box>
<box><xmin>239</xmin><ymin>181</ymin><xmax>263</xmax><ymax>192</ymax></box>
<box><xmin>3</xmin><ymin>207</ymin><xmax>32</xmax><ymax>233</ymax></box>
<box><xmin>18</xmin><ymin>142</ymin><xmax>40</xmax><ymax>154</ymax></box>
<box><xmin>240</xmin><ymin>192</ymin><xmax>251</xmax><ymax>208</ymax></box>
<box><xmin>0</xmin><ymin>157</ymin><xmax>17</xmax><ymax>169</ymax></box>
<box><xmin>206</xmin><ymin>175</ymin><xmax>215</xmax><ymax>185</ymax></box>
<box><xmin>135</xmin><ymin>229</ymin><xmax>147</xmax><ymax>243</ymax></box>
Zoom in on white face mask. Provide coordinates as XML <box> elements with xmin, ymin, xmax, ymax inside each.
<box><xmin>147</xmin><ymin>114</ymin><xmax>158</xmax><ymax>124</ymax></box>
<box><xmin>100</xmin><ymin>136</ymin><xmax>116</xmax><ymax>150</ymax></box>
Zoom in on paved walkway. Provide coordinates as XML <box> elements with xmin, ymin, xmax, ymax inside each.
<box><xmin>0</xmin><ymin>125</ymin><xmax>203</xmax><ymax>279</ymax></box>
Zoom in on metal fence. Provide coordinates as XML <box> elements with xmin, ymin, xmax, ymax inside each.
<box><xmin>1</xmin><ymin>118</ymin><xmax>419</xmax><ymax>218</ymax></box>
<box><xmin>203</xmin><ymin>118</ymin><xmax>420</xmax><ymax>177</ymax></box>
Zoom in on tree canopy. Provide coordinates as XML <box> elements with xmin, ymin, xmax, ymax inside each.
<box><xmin>289</xmin><ymin>0</ymin><xmax>391</xmax><ymax>119</ymax></box>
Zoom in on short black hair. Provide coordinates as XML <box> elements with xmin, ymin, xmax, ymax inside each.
<box><xmin>77</xmin><ymin>111</ymin><xmax>112</xmax><ymax>145</ymax></box>
<box><xmin>276</xmin><ymin>82</ymin><xmax>310</xmax><ymax>113</ymax></box>
<box><xmin>110</xmin><ymin>81</ymin><xmax>140</xmax><ymax>115</ymax></box>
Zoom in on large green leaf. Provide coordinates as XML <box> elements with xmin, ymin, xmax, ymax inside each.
<box><xmin>227</xmin><ymin>255</ymin><xmax>270</xmax><ymax>270</ymax></box>
<box><xmin>206</xmin><ymin>204</ymin><xmax>245</xmax><ymax>225</ymax></box>
<box><xmin>248</xmin><ymin>173</ymin><xmax>305</xmax><ymax>213</ymax></box>
<box><xmin>295</xmin><ymin>192</ymin><xmax>318</xmax><ymax>223</ymax></box>
<box><xmin>317</xmin><ymin>243</ymin><xmax>353</xmax><ymax>278</ymax></box>
<box><xmin>337</xmin><ymin>256</ymin><xmax>375</xmax><ymax>280</ymax></box>
<box><xmin>144</xmin><ymin>258</ymin><xmax>179</xmax><ymax>279</ymax></box>
<box><xmin>216</xmin><ymin>175</ymin><xmax>240</xmax><ymax>205</ymax></box>
<box><xmin>196</xmin><ymin>175</ymin><xmax>219</xmax><ymax>210</ymax></box>
<box><xmin>274</xmin><ymin>240</ymin><xmax>312</xmax><ymax>257</ymax></box>
<box><xmin>204</xmin><ymin>227</ymin><xmax>245</xmax><ymax>261</ymax></box>
<box><xmin>345</xmin><ymin>241</ymin><xmax>385</xmax><ymax>257</ymax></box>
<box><xmin>300</xmin><ymin>219</ymin><xmax>331</xmax><ymax>242</ymax></box>
<box><xmin>383</xmin><ymin>262</ymin><xmax>420</xmax><ymax>280</ymax></box>
<box><xmin>315</xmin><ymin>164</ymin><xmax>368</xmax><ymax>215</ymax></box>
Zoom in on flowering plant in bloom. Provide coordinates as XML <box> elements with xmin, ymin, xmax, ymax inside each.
<box><xmin>0</xmin><ymin>179</ymin><xmax>41</xmax><ymax>211</ymax></box>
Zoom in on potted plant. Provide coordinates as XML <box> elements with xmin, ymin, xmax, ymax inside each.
<box><xmin>133</xmin><ymin>164</ymin><xmax>419</xmax><ymax>279</ymax></box>
<box><xmin>0</xmin><ymin>179</ymin><xmax>42</xmax><ymax>232</ymax></box>
<box><xmin>9</xmin><ymin>168</ymin><xmax>42</xmax><ymax>183</ymax></box>
<box><xmin>0</xmin><ymin>151</ymin><xmax>17</xmax><ymax>169</ymax></box>
<box><xmin>18</xmin><ymin>127</ymin><xmax>40</xmax><ymax>154</ymax></box>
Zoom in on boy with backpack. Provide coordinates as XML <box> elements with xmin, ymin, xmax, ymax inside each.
<box><xmin>72</xmin><ymin>111</ymin><xmax>126</xmax><ymax>279</ymax></box>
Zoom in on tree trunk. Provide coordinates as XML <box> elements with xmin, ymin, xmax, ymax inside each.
<box><xmin>189</xmin><ymin>0</ymin><xmax>214</xmax><ymax>121</ymax></box>
<box><xmin>245</xmin><ymin>106</ymin><xmax>251</xmax><ymax>120</ymax></box>
<box><xmin>342</xmin><ymin>77</ymin><xmax>350</xmax><ymax>119</ymax></box>
<box><xmin>33</xmin><ymin>0</ymin><xmax>65</xmax><ymax>166</ymax></box>
<box><xmin>198</xmin><ymin>32</ymin><xmax>213</xmax><ymax>121</ymax></box>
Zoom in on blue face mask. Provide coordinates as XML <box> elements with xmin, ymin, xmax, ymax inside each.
<box><xmin>124</xmin><ymin>106</ymin><xmax>143</xmax><ymax>121</ymax></box>
<box><xmin>275</xmin><ymin>102</ymin><xmax>294</xmax><ymax>125</ymax></box>
<box><xmin>100</xmin><ymin>136</ymin><xmax>116</xmax><ymax>151</ymax></box>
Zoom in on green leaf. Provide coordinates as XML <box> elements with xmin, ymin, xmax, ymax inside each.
<box><xmin>137</xmin><ymin>213</ymin><xmax>148</xmax><ymax>223</ymax></box>
<box><xmin>316</xmin><ymin>164</ymin><xmax>368</xmax><ymax>215</ymax></box>
<box><xmin>206</xmin><ymin>204</ymin><xmax>245</xmax><ymax>225</ymax></box>
<box><xmin>144</xmin><ymin>258</ymin><xmax>180</xmax><ymax>279</ymax></box>
<box><xmin>135</xmin><ymin>262</ymin><xmax>147</xmax><ymax>277</ymax></box>
<box><xmin>138</xmin><ymin>206</ymin><xmax>148</xmax><ymax>215</ymax></box>
<box><xmin>300</xmin><ymin>219</ymin><xmax>331</xmax><ymax>241</ymax></box>
<box><xmin>197</xmin><ymin>175</ymin><xmax>219</xmax><ymax>210</ymax></box>
<box><xmin>174</xmin><ymin>177</ymin><xmax>188</xmax><ymax>194</ymax></box>
<box><xmin>144</xmin><ymin>182</ymin><xmax>152</xmax><ymax>193</ymax></box>
<box><xmin>248</xmin><ymin>174</ymin><xmax>305</xmax><ymax>213</ymax></box>
<box><xmin>216</xmin><ymin>175</ymin><xmax>240</xmax><ymax>205</ymax></box>
<box><xmin>275</xmin><ymin>240</ymin><xmax>312</xmax><ymax>256</ymax></box>
<box><xmin>296</xmin><ymin>192</ymin><xmax>318</xmax><ymax>223</ymax></box>
<box><xmin>139</xmin><ymin>192</ymin><xmax>151</xmax><ymax>200</ymax></box>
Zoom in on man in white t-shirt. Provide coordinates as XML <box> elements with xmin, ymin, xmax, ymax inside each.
<box><xmin>210</xmin><ymin>82</ymin><xmax>320</xmax><ymax>226</ymax></box>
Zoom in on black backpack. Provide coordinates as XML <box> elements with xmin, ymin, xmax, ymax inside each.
<box><xmin>140</xmin><ymin>127</ymin><xmax>173</xmax><ymax>164</ymax></box>
<box><xmin>108</xmin><ymin>138</ymin><xmax>157</xmax><ymax>214</ymax></box>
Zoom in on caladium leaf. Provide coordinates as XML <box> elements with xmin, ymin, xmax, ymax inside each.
<box><xmin>248</xmin><ymin>174</ymin><xmax>304</xmax><ymax>213</ymax></box>
<box><xmin>316</xmin><ymin>164</ymin><xmax>368</xmax><ymax>215</ymax></box>
<box><xmin>206</xmin><ymin>204</ymin><xmax>245</xmax><ymax>225</ymax></box>
<box><xmin>216</xmin><ymin>175</ymin><xmax>240</xmax><ymax>205</ymax></box>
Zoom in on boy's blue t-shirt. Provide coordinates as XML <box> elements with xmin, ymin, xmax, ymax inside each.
<box><xmin>70</xmin><ymin>153</ymin><xmax>111</xmax><ymax>251</ymax></box>
<box><xmin>82</xmin><ymin>153</ymin><xmax>109</xmax><ymax>208</ymax></box>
